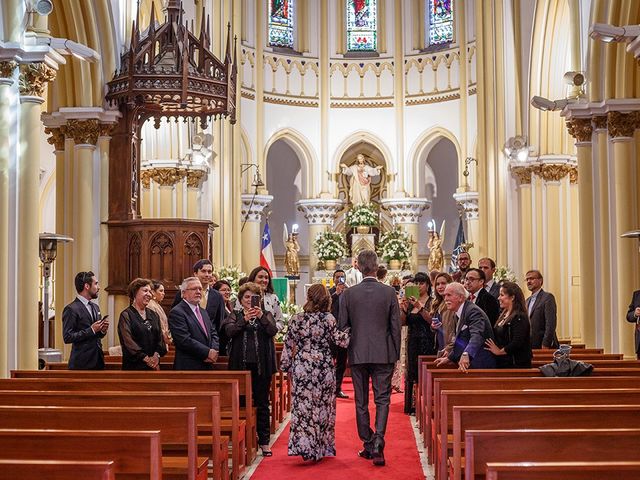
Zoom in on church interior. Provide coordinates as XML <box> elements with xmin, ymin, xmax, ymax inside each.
<box><xmin>2</xmin><ymin>0</ymin><xmax>640</xmax><ymax>477</ymax></box>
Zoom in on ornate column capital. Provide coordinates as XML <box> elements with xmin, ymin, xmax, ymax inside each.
<box><xmin>141</xmin><ymin>167</ymin><xmax>188</xmax><ymax>187</ymax></box>
<box><xmin>99</xmin><ymin>123</ymin><xmax>116</xmax><ymax>139</ymax></box>
<box><xmin>453</xmin><ymin>191</ymin><xmax>479</xmax><ymax>220</ymax></box>
<box><xmin>62</xmin><ymin>119</ymin><xmax>101</xmax><ymax>146</ymax></box>
<box><xmin>18</xmin><ymin>62</ymin><xmax>56</xmax><ymax>98</ymax></box>
<box><xmin>44</xmin><ymin>127</ymin><xmax>65</xmax><ymax>152</ymax></box>
<box><xmin>510</xmin><ymin>165</ymin><xmax>533</xmax><ymax>186</ymax></box>
<box><xmin>608</xmin><ymin>111</ymin><xmax>637</xmax><ymax>139</ymax></box>
<box><xmin>241</xmin><ymin>194</ymin><xmax>274</xmax><ymax>223</ymax></box>
<box><xmin>296</xmin><ymin>199</ymin><xmax>344</xmax><ymax>226</ymax></box>
<box><xmin>0</xmin><ymin>60</ymin><xmax>18</xmax><ymax>84</ymax></box>
<box><xmin>533</xmin><ymin>163</ymin><xmax>578</xmax><ymax>184</ymax></box>
<box><xmin>380</xmin><ymin>198</ymin><xmax>430</xmax><ymax>224</ymax></box>
<box><xmin>566</xmin><ymin>117</ymin><xmax>593</xmax><ymax>144</ymax></box>
<box><xmin>592</xmin><ymin>115</ymin><xmax>608</xmax><ymax>131</ymax></box>
<box><xmin>186</xmin><ymin>169</ymin><xmax>206</xmax><ymax>188</ymax></box>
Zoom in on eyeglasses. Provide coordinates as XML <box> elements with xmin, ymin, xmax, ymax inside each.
<box><xmin>464</xmin><ymin>277</ymin><xmax>481</xmax><ymax>282</ymax></box>
<box><xmin>185</xmin><ymin>287</ymin><xmax>203</xmax><ymax>292</ymax></box>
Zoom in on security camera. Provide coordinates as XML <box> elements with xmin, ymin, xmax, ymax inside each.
<box><xmin>530</xmin><ymin>96</ymin><xmax>569</xmax><ymax>112</ymax></box>
<box><xmin>32</xmin><ymin>0</ymin><xmax>53</xmax><ymax>16</ymax></box>
<box><xmin>563</xmin><ymin>71</ymin><xmax>586</xmax><ymax>87</ymax></box>
<box><xmin>589</xmin><ymin>23</ymin><xmax>640</xmax><ymax>43</ymax></box>
<box><xmin>35</xmin><ymin>37</ymin><xmax>101</xmax><ymax>63</ymax></box>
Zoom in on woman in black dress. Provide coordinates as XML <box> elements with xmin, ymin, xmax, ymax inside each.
<box><xmin>222</xmin><ymin>281</ymin><xmax>278</xmax><ymax>456</ymax></box>
<box><xmin>485</xmin><ymin>281</ymin><xmax>532</xmax><ymax>368</ymax></box>
<box><xmin>400</xmin><ymin>272</ymin><xmax>436</xmax><ymax>414</ymax></box>
<box><xmin>117</xmin><ymin>278</ymin><xmax>167</xmax><ymax>370</ymax></box>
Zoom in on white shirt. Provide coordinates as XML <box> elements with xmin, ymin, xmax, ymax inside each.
<box><xmin>76</xmin><ymin>294</ymin><xmax>95</xmax><ymax>319</ymax></box>
<box><xmin>485</xmin><ymin>280</ymin><xmax>495</xmax><ymax>292</ymax></box>
<box><xmin>345</xmin><ymin>267</ymin><xmax>363</xmax><ymax>287</ymax></box>
<box><xmin>528</xmin><ymin>290</ymin><xmax>540</xmax><ymax>314</ymax></box>
<box><xmin>467</xmin><ymin>289</ymin><xmax>480</xmax><ymax>304</ymax></box>
<box><xmin>184</xmin><ymin>299</ymin><xmax>201</xmax><ymax>317</ymax></box>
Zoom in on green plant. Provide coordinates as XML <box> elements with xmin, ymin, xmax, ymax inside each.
<box><xmin>345</xmin><ymin>203</ymin><xmax>378</xmax><ymax>227</ymax></box>
<box><xmin>377</xmin><ymin>227</ymin><xmax>412</xmax><ymax>262</ymax></box>
<box><xmin>215</xmin><ymin>265</ymin><xmax>246</xmax><ymax>301</ymax></box>
<box><xmin>275</xmin><ymin>300</ymin><xmax>303</xmax><ymax>343</ymax></box>
<box><xmin>313</xmin><ymin>231</ymin><xmax>348</xmax><ymax>260</ymax></box>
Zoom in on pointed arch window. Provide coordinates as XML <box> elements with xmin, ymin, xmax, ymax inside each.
<box><xmin>426</xmin><ymin>0</ymin><xmax>454</xmax><ymax>47</ymax></box>
<box><xmin>268</xmin><ymin>0</ymin><xmax>295</xmax><ymax>49</ymax></box>
<box><xmin>346</xmin><ymin>0</ymin><xmax>377</xmax><ymax>52</ymax></box>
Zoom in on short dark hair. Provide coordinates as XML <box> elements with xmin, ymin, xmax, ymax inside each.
<box><xmin>458</xmin><ymin>251</ymin><xmax>471</xmax><ymax>260</ymax></box>
<box><xmin>304</xmin><ymin>284</ymin><xmax>331</xmax><ymax>313</ymax></box>
<box><xmin>238</xmin><ymin>281</ymin><xmax>261</xmax><ymax>300</ymax></box>
<box><xmin>238</xmin><ymin>276</ymin><xmax>249</xmax><ymax>287</ymax></box>
<box><xmin>248</xmin><ymin>266</ymin><xmax>274</xmax><ymax>294</ymax></box>
<box><xmin>74</xmin><ymin>271</ymin><xmax>95</xmax><ymax>293</ymax></box>
<box><xmin>526</xmin><ymin>269</ymin><xmax>543</xmax><ymax>280</ymax></box>
<box><xmin>479</xmin><ymin>257</ymin><xmax>496</xmax><ymax>269</ymax></box>
<box><xmin>151</xmin><ymin>279</ymin><xmax>163</xmax><ymax>291</ymax></box>
<box><xmin>212</xmin><ymin>280</ymin><xmax>231</xmax><ymax>291</ymax></box>
<box><xmin>466</xmin><ymin>267</ymin><xmax>486</xmax><ymax>282</ymax></box>
<box><xmin>376</xmin><ymin>265</ymin><xmax>388</xmax><ymax>281</ymax></box>
<box><xmin>127</xmin><ymin>278</ymin><xmax>152</xmax><ymax>302</ymax></box>
<box><xmin>413</xmin><ymin>271</ymin><xmax>432</xmax><ymax>296</ymax></box>
<box><xmin>333</xmin><ymin>269</ymin><xmax>346</xmax><ymax>281</ymax></box>
<box><xmin>193</xmin><ymin>259</ymin><xmax>213</xmax><ymax>273</ymax></box>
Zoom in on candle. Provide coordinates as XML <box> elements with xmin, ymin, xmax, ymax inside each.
<box><xmin>292</xmin><ymin>223</ymin><xmax>299</xmax><ymax>234</ymax></box>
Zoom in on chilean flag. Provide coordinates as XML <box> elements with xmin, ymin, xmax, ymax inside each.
<box><xmin>260</xmin><ymin>221</ymin><xmax>276</xmax><ymax>277</ymax></box>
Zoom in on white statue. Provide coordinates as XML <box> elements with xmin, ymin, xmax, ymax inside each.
<box><xmin>341</xmin><ymin>153</ymin><xmax>383</xmax><ymax>205</ymax></box>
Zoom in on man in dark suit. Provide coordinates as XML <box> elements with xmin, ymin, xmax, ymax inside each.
<box><xmin>434</xmin><ymin>282</ymin><xmax>496</xmax><ymax>371</ymax></box>
<box><xmin>329</xmin><ymin>269</ymin><xmax>349</xmax><ymax>399</ymax></box>
<box><xmin>525</xmin><ymin>270</ymin><xmax>559</xmax><ymax>349</ymax></box>
<box><xmin>62</xmin><ymin>271</ymin><xmax>109</xmax><ymax>370</ymax></box>
<box><xmin>464</xmin><ymin>268</ymin><xmax>500</xmax><ymax>326</ymax></box>
<box><xmin>452</xmin><ymin>251</ymin><xmax>472</xmax><ymax>283</ymax></box>
<box><xmin>478</xmin><ymin>257</ymin><xmax>500</xmax><ymax>299</ymax></box>
<box><xmin>169</xmin><ymin>277</ymin><xmax>219</xmax><ymax>370</ymax></box>
<box><xmin>339</xmin><ymin>250</ymin><xmax>401</xmax><ymax>467</ymax></box>
<box><xmin>626</xmin><ymin>290</ymin><xmax>640</xmax><ymax>359</ymax></box>
<box><xmin>173</xmin><ymin>259</ymin><xmax>226</xmax><ymax>354</ymax></box>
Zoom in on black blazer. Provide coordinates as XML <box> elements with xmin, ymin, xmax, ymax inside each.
<box><xmin>62</xmin><ymin>298</ymin><xmax>105</xmax><ymax>370</ymax></box>
<box><xmin>527</xmin><ymin>290</ymin><xmax>559</xmax><ymax>349</ymax></box>
<box><xmin>174</xmin><ymin>287</ymin><xmax>227</xmax><ymax>355</ymax></box>
<box><xmin>475</xmin><ymin>287</ymin><xmax>500</xmax><ymax>326</ymax></box>
<box><xmin>448</xmin><ymin>301</ymin><xmax>496</xmax><ymax>369</ymax></box>
<box><xmin>168</xmin><ymin>300</ymin><xmax>220</xmax><ymax>370</ymax></box>
<box><xmin>494</xmin><ymin>312</ymin><xmax>532</xmax><ymax>368</ymax></box>
<box><xmin>486</xmin><ymin>281</ymin><xmax>501</xmax><ymax>299</ymax></box>
<box><xmin>626</xmin><ymin>290</ymin><xmax>640</xmax><ymax>354</ymax></box>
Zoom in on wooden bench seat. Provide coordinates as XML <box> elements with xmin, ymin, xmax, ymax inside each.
<box><xmin>0</xmin><ymin>460</ymin><xmax>115</xmax><ymax>480</ymax></box>
<box><xmin>485</xmin><ymin>461</ymin><xmax>640</xmax><ymax>480</ymax></box>
<box><xmin>0</xmin><ymin>429</ymin><xmax>162</xmax><ymax>479</ymax></box>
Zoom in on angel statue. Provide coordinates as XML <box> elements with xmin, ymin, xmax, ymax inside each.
<box><xmin>341</xmin><ymin>153</ymin><xmax>383</xmax><ymax>205</ymax></box>
<box><xmin>283</xmin><ymin>224</ymin><xmax>300</xmax><ymax>276</ymax></box>
<box><xmin>427</xmin><ymin>220</ymin><xmax>446</xmax><ymax>272</ymax></box>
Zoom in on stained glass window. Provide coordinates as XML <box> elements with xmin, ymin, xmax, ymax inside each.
<box><xmin>269</xmin><ymin>0</ymin><xmax>295</xmax><ymax>49</ymax></box>
<box><xmin>427</xmin><ymin>0</ymin><xmax>454</xmax><ymax>46</ymax></box>
<box><xmin>347</xmin><ymin>0</ymin><xmax>377</xmax><ymax>52</ymax></box>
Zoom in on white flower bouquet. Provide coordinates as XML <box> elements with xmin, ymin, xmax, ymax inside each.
<box><xmin>313</xmin><ymin>231</ymin><xmax>348</xmax><ymax>260</ymax></box>
<box><xmin>377</xmin><ymin>227</ymin><xmax>412</xmax><ymax>261</ymax></box>
<box><xmin>215</xmin><ymin>265</ymin><xmax>246</xmax><ymax>301</ymax></box>
<box><xmin>345</xmin><ymin>203</ymin><xmax>378</xmax><ymax>227</ymax></box>
<box><xmin>493</xmin><ymin>265</ymin><xmax>516</xmax><ymax>283</ymax></box>
<box><xmin>275</xmin><ymin>300</ymin><xmax>303</xmax><ymax>343</ymax></box>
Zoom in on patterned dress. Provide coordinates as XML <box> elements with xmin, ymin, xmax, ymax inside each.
<box><xmin>280</xmin><ymin>311</ymin><xmax>350</xmax><ymax>461</ymax></box>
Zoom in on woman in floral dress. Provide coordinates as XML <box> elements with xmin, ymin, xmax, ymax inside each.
<box><xmin>280</xmin><ymin>284</ymin><xmax>350</xmax><ymax>462</ymax></box>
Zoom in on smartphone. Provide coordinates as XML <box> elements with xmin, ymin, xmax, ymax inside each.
<box><xmin>251</xmin><ymin>295</ymin><xmax>260</xmax><ymax>308</ymax></box>
<box><xmin>338</xmin><ymin>277</ymin><xmax>346</xmax><ymax>285</ymax></box>
<box><xmin>100</xmin><ymin>315</ymin><xmax>109</xmax><ymax>322</ymax></box>
<box><xmin>405</xmin><ymin>285</ymin><xmax>420</xmax><ymax>300</ymax></box>
<box><xmin>393</xmin><ymin>284</ymin><xmax>401</xmax><ymax>292</ymax></box>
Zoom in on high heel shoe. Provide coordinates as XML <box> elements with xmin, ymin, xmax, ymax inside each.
<box><xmin>260</xmin><ymin>445</ymin><xmax>273</xmax><ymax>457</ymax></box>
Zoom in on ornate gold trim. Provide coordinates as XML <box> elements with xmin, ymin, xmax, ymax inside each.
<box><xmin>62</xmin><ymin>119</ymin><xmax>101</xmax><ymax>146</ymax></box>
<box><xmin>264</xmin><ymin>94</ymin><xmax>318</xmax><ymax>107</ymax></box>
<box><xmin>186</xmin><ymin>170</ymin><xmax>205</xmax><ymax>188</ymax></box>
<box><xmin>406</xmin><ymin>91</ymin><xmax>461</xmax><ymax>106</ymax></box>
<box><xmin>510</xmin><ymin>165</ymin><xmax>533</xmax><ymax>185</ymax></box>
<box><xmin>0</xmin><ymin>60</ymin><xmax>18</xmax><ymax>79</ymax></box>
<box><xmin>18</xmin><ymin>62</ymin><xmax>56</xmax><ymax>97</ymax></box>
<box><xmin>331</xmin><ymin>100</ymin><xmax>394</xmax><ymax>108</ymax></box>
<box><xmin>241</xmin><ymin>90</ymin><xmax>255</xmax><ymax>100</ymax></box>
<box><xmin>592</xmin><ymin>115</ymin><xmax>607</xmax><ymax>130</ymax></box>
<box><xmin>44</xmin><ymin>127</ymin><xmax>65</xmax><ymax>151</ymax></box>
<box><xmin>566</xmin><ymin>118</ymin><xmax>593</xmax><ymax>143</ymax></box>
<box><xmin>140</xmin><ymin>170</ymin><xmax>152</xmax><ymax>189</ymax></box>
<box><xmin>608</xmin><ymin>111</ymin><xmax>637</xmax><ymax>138</ymax></box>
<box><xmin>533</xmin><ymin>164</ymin><xmax>577</xmax><ymax>183</ymax></box>
<box><xmin>142</xmin><ymin>167</ymin><xmax>188</xmax><ymax>187</ymax></box>
<box><xmin>99</xmin><ymin>123</ymin><xmax>116</xmax><ymax>138</ymax></box>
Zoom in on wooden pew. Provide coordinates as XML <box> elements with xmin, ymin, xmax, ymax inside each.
<box><xmin>0</xmin><ymin>378</ymin><xmax>242</xmax><ymax>480</ymax></box>
<box><xmin>452</xmin><ymin>404</ymin><xmax>640</xmax><ymax>480</ymax></box>
<box><xmin>439</xmin><ymin>389</ymin><xmax>640</xmax><ymax>480</ymax></box>
<box><xmin>0</xmin><ymin>460</ymin><xmax>115</xmax><ymax>480</ymax></box>
<box><xmin>0</xmin><ymin>391</ymin><xmax>226</xmax><ymax>480</ymax></box>
<box><xmin>12</xmin><ymin>369</ymin><xmax>258</xmax><ymax>465</ymax></box>
<box><xmin>0</xmin><ymin>429</ymin><xmax>162</xmax><ymax>479</ymax></box>
<box><xmin>465</xmin><ymin>429</ymin><xmax>640</xmax><ymax>480</ymax></box>
<box><xmin>485</xmin><ymin>461</ymin><xmax>640</xmax><ymax>480</ymax></box>
<box><xmin>0</xmin><ymin>406</ymin><xmax>207</xmax><ymax>480</ymax></box>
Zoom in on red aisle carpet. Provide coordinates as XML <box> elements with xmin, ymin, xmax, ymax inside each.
<box><xmin>250</xmin><ymin>378</ymin><xmax>425</xmax><ymax>480</ymax></box>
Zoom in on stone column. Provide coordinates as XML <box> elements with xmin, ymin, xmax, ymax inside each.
<box><xmin>142</xmin><ymin>167</ymin><xmax>187</xmax><ymax>218</ymax></box>
<box><xmin>566</xmin><ymin>117</ymin><xmax>595</xmax><ymax>347</ymax></box>
<box><xmin>510</xmin><ymin>164</ymin><xmax>533</xmax><ymax>276</ymax></box>
<box><xmin>240</xmin><ymin>194</ymin><xmax>273</xmax><ymax>273</ymax></box>
<box><xmin>186</xmin><ymin>169</ymin><xmax>206</xmax><ymax>219</ymax></box>
<box><xmin>296</xmin><ymin>199</ymin><xmax>344</xmax><ymax>278</ymax></box>
<box><xmin>0</xmin><ymin>60</ymin><xmax>17</xmax><ymax>375</ymax></box>
<box><xmin>98</xmin><ymin>126</ymin><xmax>114</xmax><ymax>344</ymax></box>
<box><xmin>608</xmin><ymin>111</ymin><xmax>639</xmax><ymax>356</ymax></box>
<box><xmin>18</xmin><ymin>62</ymin><xmax>56</xmax><ymax>369</ymax></box>
<box><xmin>380</xmin><ymin>198</ymin><xmax>430</xmax><ymax>271</ymax></box>
<box><xmin>453</xmin><ymin>191</ymin><xmax>480</xmax><ymax>252</ymax></box>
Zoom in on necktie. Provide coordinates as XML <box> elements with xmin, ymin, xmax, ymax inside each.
<box><xmin>194</xmin><ymin>306</ymin><xmax>209</xmax><ymax>337</ymax></box>
<box><xmin>469</xmin><ymin>293</ymin><xmax>475</xmax><ymax>302</ymax></box>
<box><xmin>454</xmin><ymin>313</ymin><xmax>461</xmax><ymax>333</ymax></box>
<box><xmin>200</xmin><ymin>289</ymin><xmax>208</xmax><ymax>309</ymax></box>
<box><xmin>528</xmin><ymin>296</ymin><xmax>535</xmax><ymax>315</ymax></box>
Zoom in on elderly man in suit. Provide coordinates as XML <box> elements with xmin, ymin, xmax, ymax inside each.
<box><xmin>478</xmin><ymin>257</ymin><xmax>500</xmax><ymax>299</ymax></box>
<box><xmin>464</xmin><ymin>268</ymin><xmax>500</xmax><ymax>326</ymax></box>
<box><xmin>626</xmin><ymin>290</ymin><xmax>640</xmax><ymax>359</ymax></box>
<box><xmin>62</xmin><ymin>271</ymin><xmax>109</xmax><ymax>370</ymax></box>
<box><xmin>434</xmin><ymin>282</ymin><xmax>496</xmax><ymax>372</ymax></box>
<box><xmin>339</xmin><ymin>249</ymin><xmax>401</xmax><ymax>467</ymax></box>
<box><xmin>169</xmin><ymin>277</ymin><xmax>219</xmax><ymax>370</ymax></box>
<box><xmin>173</xmin><ymin>259</ymin><xmax>227</xmax><ymax>354</ymax></box>
<box><xmin>525</xmin><ymin>270</ymin><xmax>559</xmax><ymax>349</ymax></box>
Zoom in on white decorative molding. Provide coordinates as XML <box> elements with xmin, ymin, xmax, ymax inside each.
<box><xmin>241</xmin><ymin>194</ymin><xmax>273</xmax><ymax>223</ymax></box>
<box><xmin>380</xmin><ymin>198</ymin><xmax>430</xmax><ymax>224</ymax></box>
<box><xmin>453</xmin><ymin>191</ymin><xmax>480</xmax><ymax>220</ymax></box>
<box><xmin>296</xmin><ymin>199</ymin><xmax>344</xmax><ymax>226</ymax></box>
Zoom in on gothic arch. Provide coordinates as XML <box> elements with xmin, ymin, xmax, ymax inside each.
<box><xmin>263</xmin><ymin>128</ymin><xmax>314</xmax><ymax>198</ymax></box>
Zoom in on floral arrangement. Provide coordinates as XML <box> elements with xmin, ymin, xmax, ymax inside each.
<box><xmin>377</xmin><ymin>227</ymin><xmax>412</xmax><ymax>261</ymax></box>
<box><xmin>313</xmin><ymin>231</ymin><xmax>348</xmax><ymax>260</ymax></box>
<box><xmin>215</xmin><ymin>265</ymin><xmax>246</xmax><ymax>301</ymax></box>
<box><xmin>493</xmin><ymin>266</ymin><xmax>516</xmax><ymax>283</ymax></box>
<box><xmin>345</xmin><ymin>203</ymin><xmax>378</xmax><ymax>227</ymax></box>
<box><xmin>275</xmin><ymin>300</ymin><xmax>303</xmax><ymax>343</ymax></box>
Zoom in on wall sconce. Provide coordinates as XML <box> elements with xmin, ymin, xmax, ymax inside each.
<box><xmin>463</xmin><ymin>157</ymin><xmax>477</xmax><ymax>178</ymax></box>
<box><xmin>621</xmin><ymin>229</ymin><xmax>640</xmax><ymax>252</ymax></box>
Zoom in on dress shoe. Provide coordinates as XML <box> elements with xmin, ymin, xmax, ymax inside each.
<box><xmin>371</xmin><ymin>449</ymin><xmax>385</xmax><ymax>466</ymax></box>
<box><xmin>336</xmin><ymin>391</ymin><xmax>349</xmax><ymax>399</ymax></box>
<box><xmin>358</xmin><ymin>449</ymin><xmax>373</xmax><ymax>460</ymax></box>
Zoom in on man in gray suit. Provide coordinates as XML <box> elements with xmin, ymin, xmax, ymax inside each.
<box><xmin>525</xmin><ymin>270</ymin><xmax>559</xmax><ymax>349</ymax></box>
<box><xmin>339</xmin><ymin>250</ymin><xmax>401</xmax><ymax>467</ymax></box>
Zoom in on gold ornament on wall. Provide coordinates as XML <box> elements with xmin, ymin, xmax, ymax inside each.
<box><xmin>565</xmin><ymin>118</ymin><xmax>593</xmax><ymax>143</ymax></box>
<box><xmin>186</xmin><ymin>170</ymin><xmax>205</xmax><ymax>188</ymax></box>
<box><xmin>592</xmin><ymin>115</ymin><xmax>608</xmax><ymax>130</ymax></box>
<box><xmin>18</xmin><ymin>62</ymin><xmax>56</xmax><ymax>97</ymax></box>
<box><xmin>533</xmin><ymin>164</ymin><xmax>575</xmax><ymax>183</ymax></box>
<box><xmin>44</xmin><ymin>127</ymin><xmax>65</xmax><ymax>151</ymax></box>
<box><xmin>62</xmin><ymin>119</ymin><xmax>101</xmax><ymax>146</ymax></box>
<box><xmin>145</xmin><ymin>167</ymin><xmax>187</xmax><ymax>187</ymax></box>
<box><xmin>510</xmin><ymin>165</ymin><xmax>533</xmax><ymax>185</ymax></box>
<box><xmin>607</xmin><ymin>111</ymin><xmax>637</xmax><ymax>138</ymax></box>
<box><xmin>140</xmin><ymin>170</ymin><xmax>152</xmax><ymax>189</ymax></box>
<box><xmin>0</xmin><ymin>60</ymin><xmax>18</xmax><ymax>79</ymax></box>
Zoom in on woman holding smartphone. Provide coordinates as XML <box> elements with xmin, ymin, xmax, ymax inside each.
<box><xmin>246</xmin><ymin>266</ymin><xmax>285</xmax><ymax>332</ymax></box>
<box><xmin>222</xmin><ymin>281</ymin><xmax>278</xmax><ymax>456</ymax></box>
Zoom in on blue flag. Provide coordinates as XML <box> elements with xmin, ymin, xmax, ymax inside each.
<box><xmin>451</xmin><ymin>216</ymin><xmax>466</xmax><ymax>272</ymax></box>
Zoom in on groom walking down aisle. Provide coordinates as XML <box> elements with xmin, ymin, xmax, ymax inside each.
<box><xmin>339</xmin><ymin>250</ymin><xmax>401</xmax><ymax>467</ymax></box>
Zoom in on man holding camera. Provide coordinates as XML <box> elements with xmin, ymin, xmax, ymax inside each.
<box><xmin>330</xmin><ymin>269</ymin><xmax>349</xmax><ymax>399</ymax></box>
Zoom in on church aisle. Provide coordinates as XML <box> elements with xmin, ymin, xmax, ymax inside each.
<box><xmin>249</xmin><ymin>378</ymin><xmax>427</xmax><ymax>480</ymax></box>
